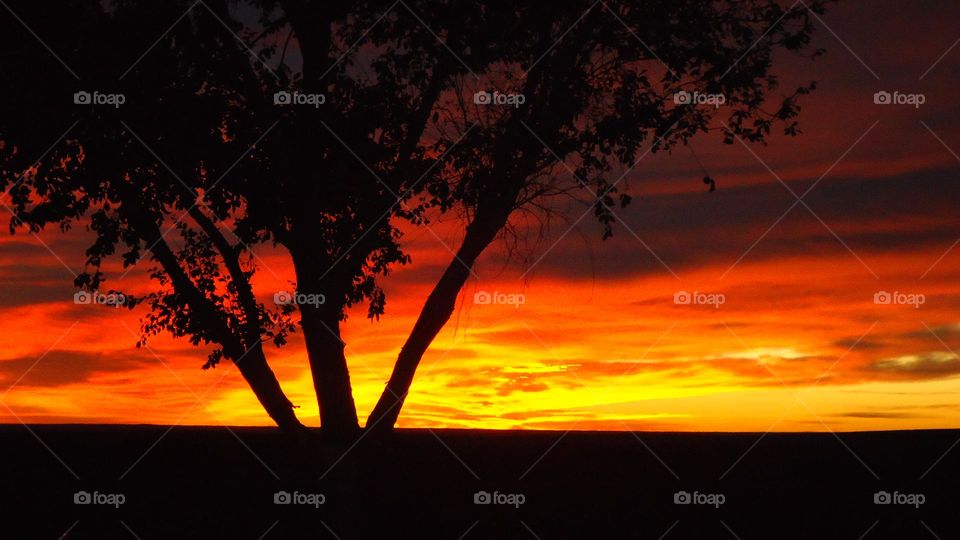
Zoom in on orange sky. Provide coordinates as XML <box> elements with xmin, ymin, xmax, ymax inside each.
<box><xmin>2</xmin><ymin>0</ymin><xmax>960</xmax><ymax>432</ymax></box>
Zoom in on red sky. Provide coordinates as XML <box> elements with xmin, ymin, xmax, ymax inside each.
<box><xmin>2</xmin><ymin>0</ymin><xmax>960</xmax><ymax>431</ymax></box>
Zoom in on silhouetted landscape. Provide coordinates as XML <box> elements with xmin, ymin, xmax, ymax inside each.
<box><xmin>1</xmin><ymin>426</ymin><xmax>957</xmax><ymax>538</ymax></box>
<box><xmin>3</xmin><ymin>0</ymin><xmax>960</xmax><ymax>537</ymax></box>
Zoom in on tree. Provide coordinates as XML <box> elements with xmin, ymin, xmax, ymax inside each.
<box><xmin>0</xmin><ymin>0</ymin><xmax>828</xmax><ymax>439</ymax></box>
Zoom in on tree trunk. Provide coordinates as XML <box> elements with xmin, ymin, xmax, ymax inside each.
<box><xmin>232</xmin><ymin>343</ymin><xmax>307</xmax><ymax>437</ymax></box>
<box><xmin>286</xmin><ymin>235</ymin><xmax>361</xmax><ymax>438</ymax></box>
<box><xmin>122</xmin><ymin>199</ymin><xmax>307</xmax><ymax>436</ymax></box>
<box><xmin>300</xmin><ymin>305</ymin><xmax>360</xmax><ymax>438</ymax></box>
<box><xmin>367</xmin><ymin>211</ymin><xmax>506</xmax><ymax>432</ymax></box>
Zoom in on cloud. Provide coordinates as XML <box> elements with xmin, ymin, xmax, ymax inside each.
<box><xmin>495</xmin><ymin>376</ymin><xmax>549</xmax><ymax>396</ymax></box>
<box><xmin>901</xmin><ymin>322</ymin><xmax>960</xmax><ymax>341</ymax></box>
<box><xmin>517</xmin><ymin>166</ymin><xmax>960</xmax><ymax>282</ymax></box>
<box><xmin>0</xmin><ymin>350</ymin><xmax>151</xmax><ymax>389</ymax></box>
<box><xmin>833</xmin><ymin>337</ymin><xmax>885</xmax><ymax>350</ymax></box>
<box><xmin>866</xmin><ymin>351</ymin><xmax>960</xmax><ymax>378</ymax></box>
<box><xmin>832</xmin><ymin>411</ymin><xmax>922</xmax><ymax>419</ymax></box>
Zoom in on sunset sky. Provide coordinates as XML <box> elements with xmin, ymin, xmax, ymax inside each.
<box><xmin>2</xmin><ymin>0</ymin><xmax>960</xmax><ymax>432</ymax></box>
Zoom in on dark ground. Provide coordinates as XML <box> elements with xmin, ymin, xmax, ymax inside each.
<box><xmin>1</xmin><ymin>426</ymin><xmax>957</xmax><ymax>539</ymax></box>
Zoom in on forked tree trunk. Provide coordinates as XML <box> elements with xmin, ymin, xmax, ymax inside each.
<box><xmin>367</xmin><ymin>211</ymin><xmax>507</xmax><ymax>432</ymax></box>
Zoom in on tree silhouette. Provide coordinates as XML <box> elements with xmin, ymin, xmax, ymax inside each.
<box><xmin>0</xmin><ymin>0</ymin><xmax>827</xmax><ymax>439</ymax></box>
